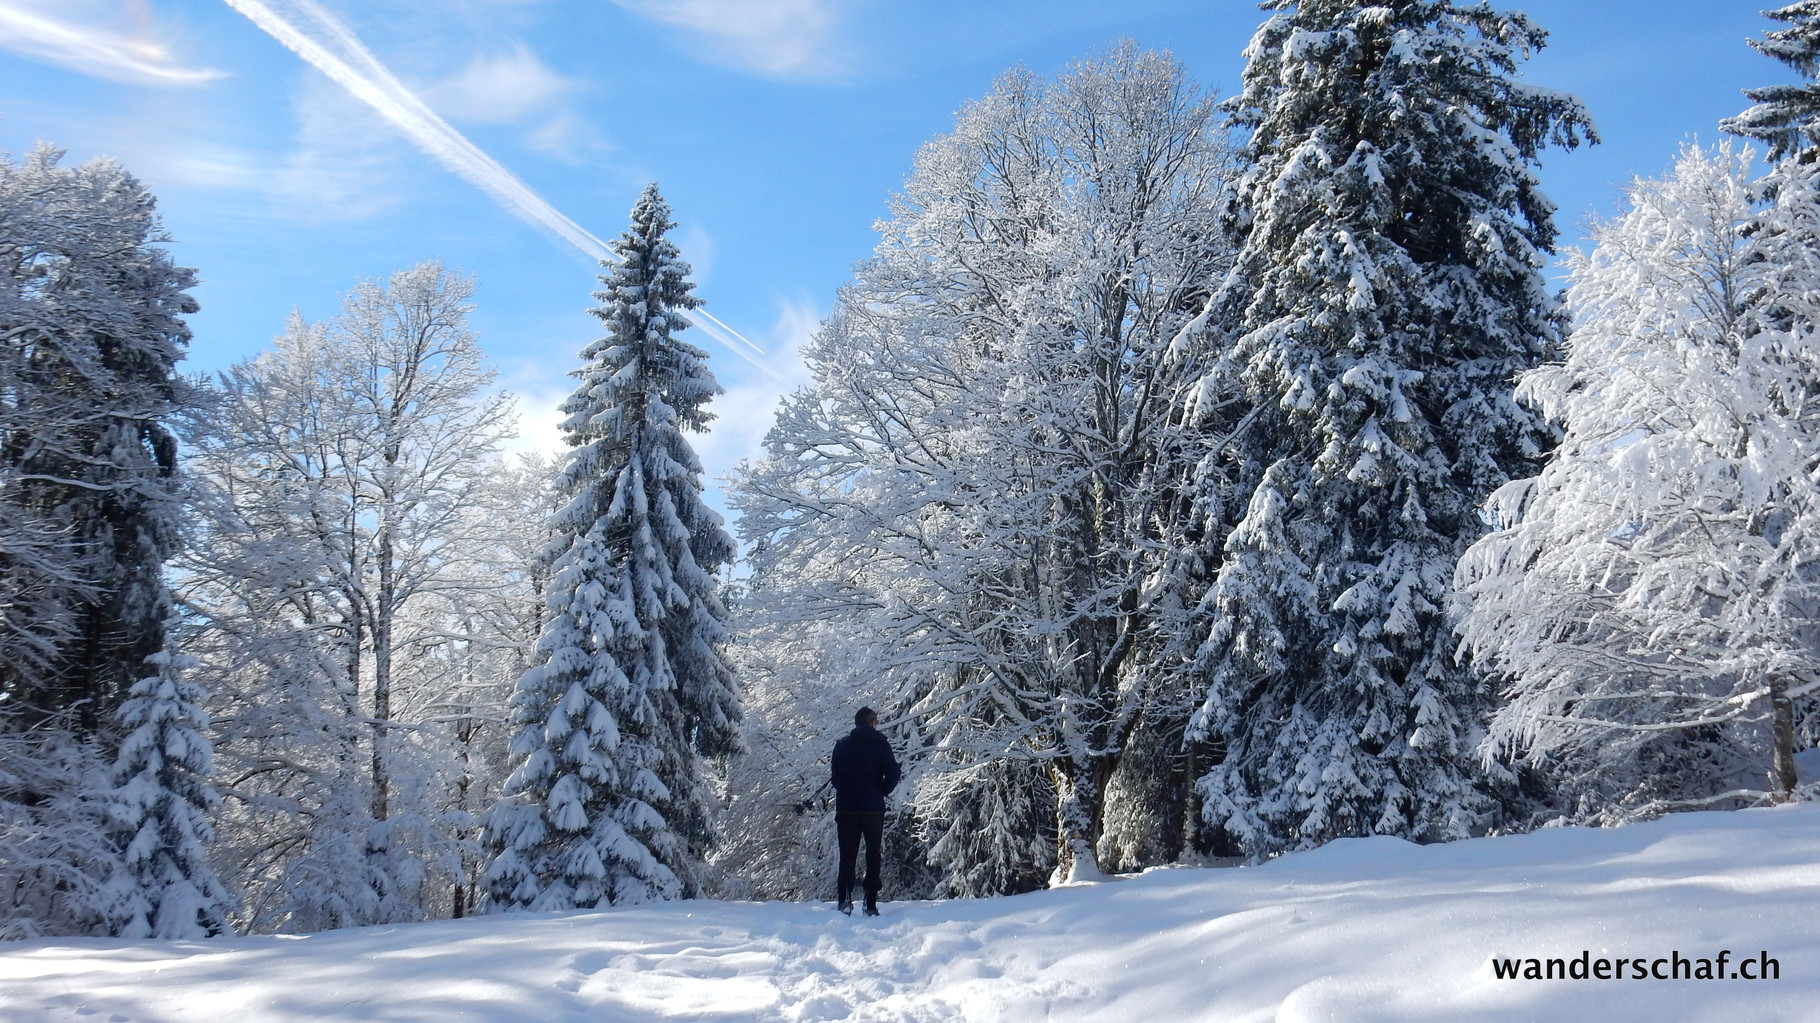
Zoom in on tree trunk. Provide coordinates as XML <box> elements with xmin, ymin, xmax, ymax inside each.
<box><xmin>370</xmin><ymin>607</ymin><xmax>390</xmax><ymax>824</ymax></box>
<box><xmin>1770</xmin><ymin>674</ymin><xmax>1798</xmax><ymax>801</ymax></box>
<box><xmin>452</xmin><ymin>633</ymin><xmax>477</xmax><ymax>919</ymax></box>
<box><xmin>371</xmin><ymin>498</ymin><xmax>395</xmax><ymax>825</ymax></box>
<box><xmin>1050</xmin><ymin>756</ymin><xmax>1109</xmax><ymax>884</ymax></box>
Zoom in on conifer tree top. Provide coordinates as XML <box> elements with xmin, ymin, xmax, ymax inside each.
<box><xmin>1724</xmin><ymin>1</ymin><xmax>1820</xmax><ymax>160</ymax></box>
<box><xmin>567</xmin><ymin>182</ymin><xmax>719</xmax><ymax>445</ymax></box>
<box><xmin>1224</xmin><ymin>0</ymin><xmax>1593</xmax><ymax>257</ymax></box>
<box><xmin>608</xmin><ymin>183</ymin><xmax>699</xmax><ymax>312</ymax></box>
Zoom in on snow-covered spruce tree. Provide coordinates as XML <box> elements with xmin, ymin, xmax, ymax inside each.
<box><xmin>731</xmin><ymin>45</ymin><xmax>1235</xmax><ymax>891</ymax></box>
<box><xmin>1187</xmin><ymin>1</ymin><xmax>1593</xmax><ymax>858</ymax></box>
<box><xmin>100</xmin><ymin>611</ymin><xmax>234</xmax><ymax>938</ymax></box>
<box><xmin>1453</xmin><ymin>144</ymin><xmax>1797</xmax><ymax>821</ymax></box>
<box><xmin>486</xmin><ymin>185</ymin><xmax>738</xmax><ymax>909</ymax></box>
<box><xmin>0</xmin><ymin>145</ymin><xmax>205</xmax><ymax>937</ymax></box>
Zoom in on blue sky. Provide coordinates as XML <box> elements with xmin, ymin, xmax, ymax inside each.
<box><xmin>0</xmin><ymin>0</ymin><xmax>1779</xmax><ymax>503</ymax></box>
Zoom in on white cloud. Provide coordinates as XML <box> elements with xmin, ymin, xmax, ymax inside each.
<box><xmin>675</xmin><ymin>222</ymin><xmax>716</xmax><ymax>287</ymax></box>
<box><xmin>273</xmin><ymin>75</ymin><xmax>410</xmax><ymax>219</ymax></box>
<box><xmin>419</xmin><ymin>44</ymin><xmax>610</xmax><ymax>164</ymax></box>
<box><xmin>425</xmin><ymin>43</ymin><xmax>572</xmax><ymax>125</ymax></box>
<box><xmin>0</xmin><ymin>90</ymin><xmax>268</xmax><ymax>194</ymax></box>
<box><xmin>126</xmin><ymin>140</ymin><xmax>268</xmax><ymax>193</ymax></box>
<box><xmin>0</xmin><ymin>0</ymin><xmax>225</xmax><ymax>85</ymax></box>
<box><xmin>498</xmin><ymin>379</ymin><xmax>572</xmax><ymax>461</ymax></box>
<box><xmin>524</xmin><ymin>110</ymin><xmax>611</xmax><ymax>164</ymax></box>
<box><xmin>610</xmin><ymin>0</ymin><xmax>849</xmax><ymax>78</ymax></box>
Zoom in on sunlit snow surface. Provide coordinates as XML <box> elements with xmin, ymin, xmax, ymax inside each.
<box><xmin>6</xmin><ymin>803</ymin><xmax>1820</xmax><ymax>1022</ymax></box>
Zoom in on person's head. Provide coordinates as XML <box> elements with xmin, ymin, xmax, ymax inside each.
<box><xmin>854</xmin><ymin>706</ymin><xmax>878</xmax><ymax>729</ymax></box>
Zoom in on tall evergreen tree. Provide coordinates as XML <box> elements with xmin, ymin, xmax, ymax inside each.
<box><xmin>1186</xmin><ymin>0</ymin><xmax>1592</xmax><ymax>857</ymax></box>
<box><xmin>0</xmin><ymin>145</ymin><xmax>195</xmax><ymax>737</ymax></box>
<box><xmin>486</xmin><ymin>185</ymin><xmax>738</xmax><ymax>909</ymax></box>
<box><xmin>0</xmin><ymin>146</ymin><xmax>208</xmax><ymax>937</ymax></box>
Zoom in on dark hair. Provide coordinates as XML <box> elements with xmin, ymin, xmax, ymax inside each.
<box><xmin>855</xmin><ymin>706</ymin><xmax>878</xmax><ymax>728</ymax></box>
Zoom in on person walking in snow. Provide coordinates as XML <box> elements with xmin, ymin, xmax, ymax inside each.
<box><xmin>830</xmin><ymin>706</ymin><xmax>901</xmax><ymax>915</ymax></box>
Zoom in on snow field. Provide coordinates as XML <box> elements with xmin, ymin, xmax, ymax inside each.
<box><xmin>5</xmin><ymin>802</ymin><xmax>1820</xmax><ymax>1022</ymax></box>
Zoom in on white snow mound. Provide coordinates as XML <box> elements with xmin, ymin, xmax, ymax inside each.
<box><xmin>6</xmin><ymin>802</ymin><xmax>1819</xmax><ymax>1022</ymax></box>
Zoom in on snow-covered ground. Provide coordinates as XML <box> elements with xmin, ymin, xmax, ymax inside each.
<box><xmin>5</xmin><ymin>803</ymin><xmax>1819</xmax><ymax>1023</ymax></box>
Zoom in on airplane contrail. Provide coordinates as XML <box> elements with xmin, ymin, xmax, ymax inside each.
<box><xmin>221</xmin><ymin>0</ymin><xmax>787</xmax><ymax>383</ymax></box>
<box><xmin>219</xmin><ymin>0</ymin><xmax>611</xmax><ymax>260</ymax></box>
<box><xmin>693</xmin><ymin>307</ymin><xmax>771</xmax><ymax>358</ymax></box>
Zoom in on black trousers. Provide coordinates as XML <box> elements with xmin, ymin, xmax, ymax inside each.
<box><xmin>835</xmin><ymin>810</ymin><xmax>885</xmax><ymax>905</ymax></box>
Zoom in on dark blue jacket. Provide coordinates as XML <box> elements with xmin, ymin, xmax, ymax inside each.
<box><xmin>830</xmin><ymin>725</ymin><xmax>901</xmax><ymax>812</ymax></box>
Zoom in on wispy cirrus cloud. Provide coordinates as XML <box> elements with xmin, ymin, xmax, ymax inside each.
<box><xmin>609</xmin><ymin>0</ymin><xmax>850</xmax><ymax>78</ymax></box>
<box><xmin>522</xmin><ymin>110</ymin><xmax>610</xmax><ymax>164</ymax></box>
<box><xmin>0</xmin><ymin>0</ymin><xmax>225</xmax><ymax>85</ymax></box>
<box><xmin>273</xmin><ymin>73</ymin><xmax>412</xmax><ymax>219</ymax></box>
<box><xmin>425</xmin><ymin>43</ymin><xmax>572</xmax><ymax>124</ymax></box>
<box><xmin>425</xmin><ymin>42</ymin><xmax>608</xmax><ymax>163</ymax></box>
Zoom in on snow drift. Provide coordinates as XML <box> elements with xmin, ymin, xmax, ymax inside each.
<box><xmin>5</xmin><ymin>802</ymin><xmax>1818</xmax><ymax>1022</ymax></box>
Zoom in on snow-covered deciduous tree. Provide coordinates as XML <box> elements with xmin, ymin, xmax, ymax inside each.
<box><xmin>732</xmin><ymin>44</ymin><xmax>1234</xmax><ymax>891</ymax></box>
<box><xmin>438</xmin><ymin>453</ymin><xmax>559</xmax><ymax>918</ymax></box>
<box><xmin>1453</xmin><ymin>144</ymin><xmax>1807</xmax><ymax>821</ymax></box>
<box><xmin>486</xmin><ymin>184</ymin><xmax>738</xmax><ymax>910</ymax></box>
<box><xmin>1722</xmin><ymin>1</ymin><xmax>1820</xmax><ymax>793</ymax></box>
<box><xmin>0</xmin><ymin>731</ymin><xmax>113</xmax><ymax>939</ymax></box>
<box><xmin>1186</xmin><ymin>0</ymin><xmax>1592</xmax><ymax>858</ymax></box>
<box><xmin>1453</xmin><ymin>2</ymin><xmax>1820</xmax><ymax>828</ymax></box>
<box><xmin>182</xmin><ymin>263</ymin><xmax>520</xmax><ymax>930</ymax></box>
